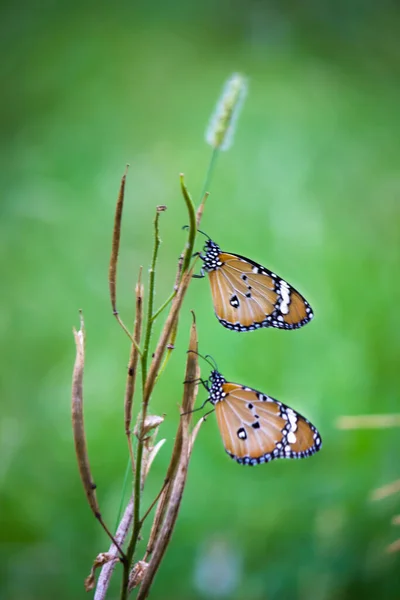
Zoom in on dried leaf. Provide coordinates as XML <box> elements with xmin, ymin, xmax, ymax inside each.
<box><xmin>128</xmin><ymin>561</ymin><xmax>149</xmax><ymax>591</ymax></box>
<box><xmin>134</xmin><ymin>415</ymin><xmax>164</xmax><ymax>439</ymax></box>
<box><xmin>85</xmin><ymin>552</ymin><xmax>116</xmax><ymax>592</ymax></box>
<box><xmin>145</xmin><ymin>439</ymin><xmax>167</xmax><ymax>480</ymax></box>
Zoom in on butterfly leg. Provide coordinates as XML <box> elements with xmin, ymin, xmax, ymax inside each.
<box><xmin>192</xmin><ymin>270</ymin><xmax>205</xmax><ymax>279</ymax></box>
<box><xmin>183</xmin><ymin>377</ymin><xmax>209</xmax><ymax>391</ymax></box>
<box><xmin>202</xmin><ymin>408</ymin><xmax>215</xmax><ymax>421</ymax></box>
<box><xmin>181</xmin><ymin>397</ymin><xmax>211</xmax><ymax>416</ymax></box>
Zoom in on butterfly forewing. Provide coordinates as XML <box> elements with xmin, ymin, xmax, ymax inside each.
<box><xmin>213</xmin><ymin>381</ymin><xmax>321</xmax><ymax>466</ymax></box>
<box><xmin>203</xmin><ymin>241</ymin><xmax>313</xmax><ymax>331</ymax></box>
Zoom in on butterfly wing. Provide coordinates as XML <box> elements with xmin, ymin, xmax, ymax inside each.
<box><xmin>208</xmin><ymin>252</ymin><xmax>313</xmax><ymax>331</ymax></box>
<box><xmin>215</xmin><ymin>382</ymin><xmax>321</xmax><ymax>465</ymax></box>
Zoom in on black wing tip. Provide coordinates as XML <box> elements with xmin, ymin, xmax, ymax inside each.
<box><xmin>217</xmin><ymin>312</ymin><xmax>314</xmax><ymax>332</ymax></box>
<box><xmin>226</xmin><ymin>441</ymin><xmax>322</xmax><ymax>466</ymax></box>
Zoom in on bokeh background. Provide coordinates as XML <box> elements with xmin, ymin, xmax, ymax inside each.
<box><xmin>1</xmin><ymin>1</ymin><xmax>400</xmax><ymax>598</ymax></box>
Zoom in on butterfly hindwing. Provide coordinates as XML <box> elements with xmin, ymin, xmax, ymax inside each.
<box><xmin>202</xmin><ymin>240</ymin><xmax>313</xmax><ymax>331</ymax></box>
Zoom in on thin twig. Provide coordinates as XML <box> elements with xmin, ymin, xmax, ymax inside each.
<box><xmin>199</xmin><ymin>147</ymin><xmax>218</xmax><ymax>202</ymax></box>
<box><xmin>151</xmin><ymin>253</ymin><xmax>183</xmax><ymax>323</ymax></box>
<box><xmin>125</xmin><ymin>268</ymin><xmax>144</xmax><ymax>470</ymax></box>
<box><xmin>94</xmin><ymin>498</ymin><xmax>134</xmax><ymax>600</ymax></box>
<box><xmin>72</xmin><ymin>311</ymin><xmax>125</xmax><ymax>558</ymax></box>
<box><xmin>140</xmin><ymin>479</ymin><xmax>169</xmax><ymax>526</ymax></box>
<box><xmin>196</xmin><ymin>191</ymin><xmax>209</xmax><ymax>227</ymax></box>
<box><xmin>143</xmin><ymin>268</ymin><xmax>193</xmax><ymax>408</ymax></box>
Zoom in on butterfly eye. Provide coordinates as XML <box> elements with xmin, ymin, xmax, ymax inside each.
<box><xmin>200</xmin><ymin>239</ymin><xmax>313</xmax><ymax>331</ymax></box>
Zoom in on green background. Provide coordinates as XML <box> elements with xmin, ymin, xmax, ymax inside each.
<box><xmin>1</xmin><ymin>1</ymin><xmax>399</xmax><ymax>598</ymax></box>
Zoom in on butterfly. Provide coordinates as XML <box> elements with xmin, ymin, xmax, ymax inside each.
<box><xmin>196</xmin><ymin>235</ymin><xmax>313</xmax><ymax>331</ymax></box>
<box><xmin>198</xmin><ymin>365</ymin><xmax>321</xmax><ymax>466</ymax></box>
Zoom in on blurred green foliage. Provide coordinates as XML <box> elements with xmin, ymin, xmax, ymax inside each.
<box><xmin>1</xmin><ymin>1</ymin><xmax>400</xmax><ymax>598</ymax></box>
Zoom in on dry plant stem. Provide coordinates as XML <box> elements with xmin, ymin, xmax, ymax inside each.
<box><xmin>150</xmin><ymin>253</ymin><xmax>183</xmax><ymax>322</ymax></box>
<box><xmin>141</xmin><ymin>209</ymin><xmax>163</xmax><ymax>388</ymax></box>
<box><xmin>196</xmin><ymin>191</ymin><xmax>209</xmax><ymax>227</ymax></box>
<box><xmin>140</xmin><ymin>479</ymin><xmax>169</xmax><ymax>526</ymax></box>
<box><xmin>94</xmin><ymin>499</ymin><xmax>134</xmax><ymax>600</ymax></box>
<box><xmin>109</xmin><ymin>166</ymin><xmax>142</xmax><ymax>353</ymax></box>
<box><xmin>144</xmin><ymin>417</ymin><xmax>185</xmax><ymax>559</ymax></box>
<box><xmin>337</xmin><ymin>414</ymin><xmax>400</xmax><ymax>429</ymax></box>
<box><xmin>125</xmin><ymin>269</ymin><xmax>144</xmax><ymax>470</ymax></box>
<box><xmin>136</xmin><ymin>316</ymin><xmax>200</xmax><ymax>600</ymax></box>
<box><xmin>154</xmin><ymin>318</ymin><xmax>178</xmax><ymax>386</ymax></box>
<box><xmin>72</xmin><ymin>312</ymin><xmax>125</xmax><ymax>559</ymax></box>
<box><xmin>180</xmin><ymin>174</ymin><xmax>197</xmax><ymax>274</ymax></box>
<box><xmin>122</xmin><ymin>179</ymin><xmax>200</xmax><ymax>599</ymax></box>
<box><xmin>145</xmin><ymin>411</ymin><xmax>204</xmax><ymax>562</ymax></box>
<box><xmin>121</xmin><ymin>209</ymin><xmax>164</xmax><ymax>599</ymax></box>
<box><xmin>371</xmin><ymin>479</ymin><xmax>400</xmax><ymax>501</ymax></box>
<box><xmin>199</xmin><ymin>147</ymin><xmax>218</xmax><ymax>203</ymax></box>
<box><xmin>109</xmin><ymin>167</ymin><xmax>127</xmax><ymax>313</ymax></box>
<box><xmin>143</xmin><ymin>267</ymin><xmax>193</xmax><ymax>408</ymax></box>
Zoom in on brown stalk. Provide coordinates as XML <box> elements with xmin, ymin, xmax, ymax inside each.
<box><xmin>71</xmin><ymin>311</ymin><xmax>125</xmax><ymax>558</ymax></box>
<box><xmin>143</xmin><ymin>267</ymin><xmax>193</xmax><ymax>408</ymax></box>
<box><xmin>136</xmin><ymin>315</ymin><xmax>203</xmax><ymax>599</ymax></box>
<box><xmin>109</xmin><ymin>166</ymin><xmax>141</xmax><ymax>349</ymax></box>
<box><xmin>337</xmin><ymin>414</ymin><xmax>400</xmax><ymax>429</ymax></box>
<box><xmin>196</xmin><ymin>191</ymin><xmax>209</xmax><ymax>227</ymax></box>
<box><xmin>125</xmin><ymin>268</ymin><xmax>144</xmax><ymax>469</ymax></box>
<box><xmin>370</xmin><ymin>479</ymin><xmax>400</xmax><ymax>501</ymax></box>
<box><xmin>94</xmin><ymin>498</ymin><xmax>134</xmax><ymax>600</ymax></box>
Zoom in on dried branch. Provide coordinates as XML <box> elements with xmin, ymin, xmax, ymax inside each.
<box><xmin>180</xmin><ymin>174</ymin><xmax>197</xmax><ymax>274</ymax></box>
<box><xmin>136</xmin><ymin>315</ymin><xmax>203</xmax><ymax>599</ymax></box>
<box><xmin>94</xmin><ymin>499</ymin><xmax>134</xmax><ymax>600</ymax></box>
<box><xmin>143</xmin><ymin>267</ymin><xmax>193</xmax><ymax>409</ymax></box>
<box><xmin>72</xmin><ymin>311</ymin><xmax>125</xmax><ymax>558</ymax></box>
<box><xmin>125</xmin><ymin>268</ymin><xmax>144</xmax><ymax>469</ymax></box>
<box><xmin>196</xmin><ymin>191</ymin><xmax>209</xmax><ymax>227</ymax></box>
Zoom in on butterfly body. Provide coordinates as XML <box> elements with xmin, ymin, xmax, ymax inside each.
<box><xmin>200</xmin><ymin>238</ymin><xmax>313</xmax><ymax>331</ymax></box>
<box><xmin>206</xmin><ymin>369</ymin><xmax>321</xmax><ymax>466</ymax></box>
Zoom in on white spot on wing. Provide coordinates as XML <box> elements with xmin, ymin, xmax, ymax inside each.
<box><xmin>287</xmin><ymin>409</ymin><xmax>298</xmax><ymax>432</ymax></box>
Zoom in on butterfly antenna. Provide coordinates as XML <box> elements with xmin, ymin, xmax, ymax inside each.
<box><xmin>187</xmin><ymin>350</ymin><xmax>218</xmax><ymax>371</ymax></box>
<box><xmin>204</xmin><ymin>354</ymin><xmax>219</xmax><ymax>371</ymax></box>
<box><xmin>181</xmin><ymin>225</ymin><xmax>211</xmax><ymax>241</ymax></box>
<box><xmin>197</xmin><ymin>229</ymin><xmax>211</xmax><ymax>241</ymax></box>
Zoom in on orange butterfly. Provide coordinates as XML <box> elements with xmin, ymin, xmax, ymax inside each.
<box><xmin>198</xmin><ymin>364</ymin><xmax>321</xmax><ymax>465</ymax></box>
<box><xmin>197</xmin><ymin>236</ymin><xmax>313</xmax><ymax>331</ymax></box>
